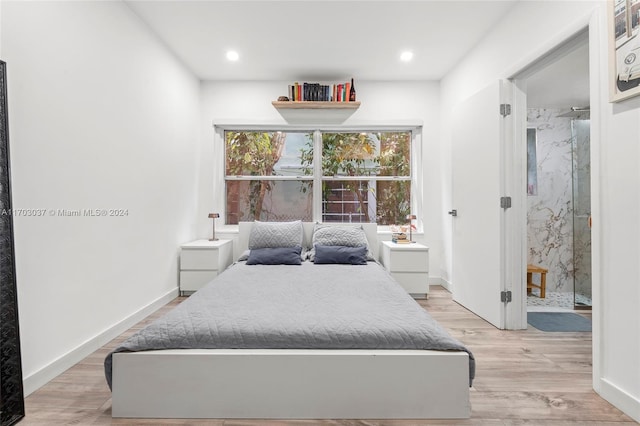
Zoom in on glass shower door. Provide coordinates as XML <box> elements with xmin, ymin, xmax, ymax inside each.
<box><xmin>572</xmin><ymin>118</ymin><xmax>592</xmax><ymax>308</ymax></box>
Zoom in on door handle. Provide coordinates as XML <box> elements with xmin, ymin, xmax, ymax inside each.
<box><xmin>448</xmin><ymin>209</ymin><xmax>457</xmax><ymax>217</ymax></box>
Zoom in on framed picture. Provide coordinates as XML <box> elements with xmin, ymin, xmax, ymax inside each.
<box><xmin>609</xmin><ymin>0</ymin><xmax>640</xmax><ymax>102</ymax></box>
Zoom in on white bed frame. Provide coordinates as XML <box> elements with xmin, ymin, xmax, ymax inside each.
<box><xmin>111</xmin><ymin>222</ymin><xmax>470</xmax><ymax>419</ymax></box>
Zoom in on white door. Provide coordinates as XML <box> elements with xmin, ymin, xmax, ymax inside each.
<box><xmin>451</xmin><ymin>80</ymin><xmax>512</xmax><ymax>329</ymax></box>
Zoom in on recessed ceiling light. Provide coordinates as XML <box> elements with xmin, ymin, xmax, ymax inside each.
<box><xmin>226</xmin><ymin>50</ymin><xmax>239</xmax><ymax>61</ymax></box>
<box><xmin>400</xmin><ymin>51</ymin><xmax>413</xmax><ymax>62</ymax></box>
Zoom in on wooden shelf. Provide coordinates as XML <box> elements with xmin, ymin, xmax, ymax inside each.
<box><xmin>271</xmin><ymin>101</ymin><xmax>361</xmax><ymax>124</ymax></box>
<box><xmin>272</xmin><ymin>101</ymin><xmax>361</xmax><ymax>110</ymax></box>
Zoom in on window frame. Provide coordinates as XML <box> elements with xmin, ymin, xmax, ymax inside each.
<box><xmin>215</xmin><ymin>124</ymin><xmax>423</xmax><ymax>230</ymax></box>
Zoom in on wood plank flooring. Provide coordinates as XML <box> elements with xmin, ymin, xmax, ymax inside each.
<box><xmin>20</xmin><ymin>286</ymin><xmax>637</xmax><ymax>425</ymax></box>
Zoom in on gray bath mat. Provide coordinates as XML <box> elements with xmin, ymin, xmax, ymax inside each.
<box><xmin>527</xmin><ymin>312</ymin><xmax>592</xmax><ymax>332</ymax></box>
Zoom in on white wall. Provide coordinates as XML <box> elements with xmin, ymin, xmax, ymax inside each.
<box><xmin>198</xmin><ymin>80</ymin><xmax>448</xmax><ymax>280</ymax></box>
<box><xmin>1</xmin><ymin>1</ymin><xmax>200</xmax><ymax>394</ymax></box>
<box><xmin>441</xmin><ymin>0</ymin><xmax>639</xmax><ymax>421</ymax></box>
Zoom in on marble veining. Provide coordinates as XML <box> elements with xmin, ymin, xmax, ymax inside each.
<box><xmin>527</xmin><ymin>109</ymin><xmax>574</xmax><ymax>294</ymax></box>
<box><xmin>526</xmin><ymin>109</ymin><xmax>592</xmax><ymax>303</ymax></box>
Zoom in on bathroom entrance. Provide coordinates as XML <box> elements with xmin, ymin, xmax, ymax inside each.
<box><xmin>523</xmin><ymin>32</ymin><xmax>592</xmax><ymax>312</ymax></box>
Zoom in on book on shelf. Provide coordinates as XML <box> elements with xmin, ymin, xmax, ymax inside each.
<box><xmin>285</xmin><ymin>80</ymin><xmax>357</xmax><ymax>102</ymax></box>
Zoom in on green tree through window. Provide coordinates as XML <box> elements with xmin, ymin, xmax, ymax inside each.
<box><xmin>225</xmin><ymin>130</ymin><xmax>411</xmax><ymax>225</ymax></box>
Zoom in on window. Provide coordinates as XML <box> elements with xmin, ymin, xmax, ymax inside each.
<box><xmin>225</xmin><ymin>131</ymin><xmax>313</xmax><ymax>223</ymax></box>
<box><xmin>224</xmin><ymin>129</ymin><xmax>415</xmax><ymax>226</ymax></box>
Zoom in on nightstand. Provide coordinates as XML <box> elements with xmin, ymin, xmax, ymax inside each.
<box><xmin>380</xmin><ymin>241</ymin><xmax>429</xmax><ymax>298</ymax></box>
<box><xmin>179</xmin><ymin>239</ymin><xmax>233</xmax><ymax>295</ymax></box>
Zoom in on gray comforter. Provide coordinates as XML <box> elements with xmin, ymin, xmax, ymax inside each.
<box><xmin>105</xmin><ymin>261</ymin><xmax>475</xmax><ymax>388</ymax></box>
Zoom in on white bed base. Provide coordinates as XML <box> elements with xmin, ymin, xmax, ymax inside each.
<box><xmin>111</xmin><ymin>222</ymin><xmax>471</xmax><ymax>419</ymax></box>
<box><xmin>112</xmin><ymin>349</ymin><xmax>470</xmax><ymax>419</ymax></box>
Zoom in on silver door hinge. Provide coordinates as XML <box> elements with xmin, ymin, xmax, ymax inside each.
<box><xmin>500</xmin><ymin>103</ymin><xmax>511</xmax><ymax>117</ymax></box>
<box><xmin>500</xmin><ymin>196</ymin><xmax>512</xmax><ymax>209</ymax></box>
<box><xmin>501</xmin><ymin>290</ymin><xmax>512</xmax><ymax>303</ymax></box>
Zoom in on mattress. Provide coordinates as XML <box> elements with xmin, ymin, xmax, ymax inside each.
<box><xmin>105</xmin><ymin>261</ymin><xmax>475</xmax><ymax>388</ymax></box>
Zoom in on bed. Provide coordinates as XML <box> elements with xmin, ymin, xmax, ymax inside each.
<box><xmin>106</xmin><ymin>222</ymin><xmax>473</xmax><ymax>419</ymax></box>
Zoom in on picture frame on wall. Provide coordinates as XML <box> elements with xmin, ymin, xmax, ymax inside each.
<box><xmin>609</xmin><ymin>0</ymin><xmax>640</xmax><ymax>102</ymax></box>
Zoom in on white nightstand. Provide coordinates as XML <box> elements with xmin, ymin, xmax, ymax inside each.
<box><xmin>179</xmin><ymin>239</ymin><xmax>233</xmax><ymax>295</ymax></box>
<box><xmin>380</xmin><ymin>241</ymin><xmax>429</xmax><ymax>298</ymax></box>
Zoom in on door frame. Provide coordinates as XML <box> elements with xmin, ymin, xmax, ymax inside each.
<box><xmin>502</xmin><ymin>7</ymin><xmax>603</xmax><ymax>390</ymax></box>
<box><xmin>506</xmin><ymin>26</ymin><xmax>592</xmax><ymax>329</ymax></box>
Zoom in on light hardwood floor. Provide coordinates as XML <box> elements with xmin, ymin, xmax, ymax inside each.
<box><xmin>21</xmin><ymin>286</ymin><xmax>637</xmax><ymax>425</ymax></box>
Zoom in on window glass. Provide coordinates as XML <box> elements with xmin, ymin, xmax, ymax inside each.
<box><xmin>377</xmin><ymin>132</ymin><xmax>411</xmax><ymax>177</ymax></box>
<box><xmin>375</xmin><ymin>180</ymin><xmax>411</xmax><ymax>225</ymax></box>
<box><xmin>318</xmin><ymin>132</ymin><xmax>410</xmax><ymax>177</ymax></box>
<box><xmin>225</xmin><ymin>131</ymin><xmax>312</xmax><ymax>176</ymax></box>
<box><xmin>226</xmin><ymin>180</ymin><xmax>312</xmax><ymax>224</ymax></box>
<box><xmin>322</xmin><ymin>180</ymin><xmax>372</xmax><ymax>223</ymax></box>
<box><xmin>319</xmin><ymin>131</ymin><xmax>411</xmax><ymax>224</ymax></box>
<box><xmin>224</xmin><ymin>130</ymin><xmax>413</xmax><ymax>226</ymax></box>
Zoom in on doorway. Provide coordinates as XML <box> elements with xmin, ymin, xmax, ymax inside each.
<box><xmin>518</xmin><ymin>32</ymin><xmax>592</xmax><ymax>314</ymax></box>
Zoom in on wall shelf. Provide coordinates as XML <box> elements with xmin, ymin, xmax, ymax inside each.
<box><xmin>271</xmin><ymin>101</ymin><xmax>361</xmax><ymax>124</ymax></box>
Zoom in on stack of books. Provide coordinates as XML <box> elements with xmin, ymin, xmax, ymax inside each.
<box><xmin>288</xmin><ymin>81</ymin><xmax>354</xmax><ymax>102</ymax></box>
<box><xmin>392</xmin><ymin>233</ymin><xmax>411</xmax><ymax>244</ymax></box>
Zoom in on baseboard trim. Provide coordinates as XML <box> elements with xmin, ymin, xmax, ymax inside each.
<box><xmin>598</xmin><ymin>378</ymin><xmax>640</xmax><ymax>423</ymax></box>
<box><xmin>22</xmin><ymin>287</ymin><xmax>179</xmax><ymax>396</ymax></box>
<box><xmin>431</xmin><ymin>276</ymin><xmax>452</xmax><ymax>292</ymax></box>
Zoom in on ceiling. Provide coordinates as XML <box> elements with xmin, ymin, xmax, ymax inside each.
<box><xmin>124</xmin><ymin>0</ymin><xmax>589</xmax><ymax>108</ymax></box>
<box><xmin>124</xmin><ymin>0</ymin><xmax>518</xmax><ymax>81</ymax></box>
<box><xmin>526</xmin><ymin>40</ymin><xmax>590</xmax><ymax>110</ymax></box>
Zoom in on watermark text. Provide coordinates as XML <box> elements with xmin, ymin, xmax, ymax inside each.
<box><xmin>1</xmin><ymin>208</ymin><xmax>129</xmax><ymax>217</ymax></box>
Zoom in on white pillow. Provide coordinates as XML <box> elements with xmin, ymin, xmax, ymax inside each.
<box><xmin>309</xmin><ymin>224</ymin><xmax>374</xmax><ymax>261</ymax></box>
<box><xmin>248</xmin><ymin>220</ymin><xmax>304</xmax><ymax>249</ymax></box>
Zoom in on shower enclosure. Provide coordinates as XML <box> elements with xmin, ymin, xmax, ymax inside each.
<box><xmin>526</xmin><ymin>107</ymin><xmax>592</xmax><ymax>311</ymax></box>
<box><xmin>571</xmin><ymin>115</ymin><xmax>592</xmax><ymax>308</ymax></box>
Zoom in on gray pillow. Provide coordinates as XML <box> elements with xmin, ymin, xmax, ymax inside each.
<box><xmin>240</xmin><ymin>248</ymin><xmax>307</xmax><ymax>262</ymax></box>
<box><xmin>309</xmin><ymin>224</ymin><xmax>373</xmax><ymax>261</ymax></box>
<box><xmin>246</xmin><ymin>246</ymin><xmax>302</xmax><ymax>265</ymax></box>
<box><xmin>248</xmin><ymin>220</ymin><xmax>303</xmax><ymax>249</ymax></box>
<box><xmin>314</xmin><ymin>245</ymin><xmax>368</xmax><ymax>265</ymax></box>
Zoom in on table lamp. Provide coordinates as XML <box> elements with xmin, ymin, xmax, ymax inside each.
<box><xmin>208</xmin><ymin>213</ymin><xmax>220</xmax><ymax>241</ymax></box>
<box><xmin>406</xmin><ymin>214</ymin><xmax>417</xmax><ymax>242</ymax></box>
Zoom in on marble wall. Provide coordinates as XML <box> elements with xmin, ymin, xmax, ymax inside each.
<box><xmin>527</xmin><ymin>109</ymin><xmax>574</xmax><ymax>294</ymax></box>
<box><xmin>527</xmin><ymin>109</ymin><xmax>592</xmax><ymax>299</ymax></box>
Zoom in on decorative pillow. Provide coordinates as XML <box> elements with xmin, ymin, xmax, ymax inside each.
<box><xmin>314</xmin><ymin>245</ymin><xmax>368</xmax><ymax>265</ymax></box>
<box><xmin>248</xmin><ymin>220</ymin><xmax>303</xmax><ymax>249</ymax></box>
<box><xmin>240</xmin><ymin>248</ymin><xmax>307</xmax><ymax>262</ymax></box>
<box><xmin>309</xmin><ymin>224</ymin><xmax>373</xmax><ymax>261</ymax></box>
<box><xmin>246</xmin><ymin>246</ymin><xmax>302</xmax><ymax>265</ymax></box>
